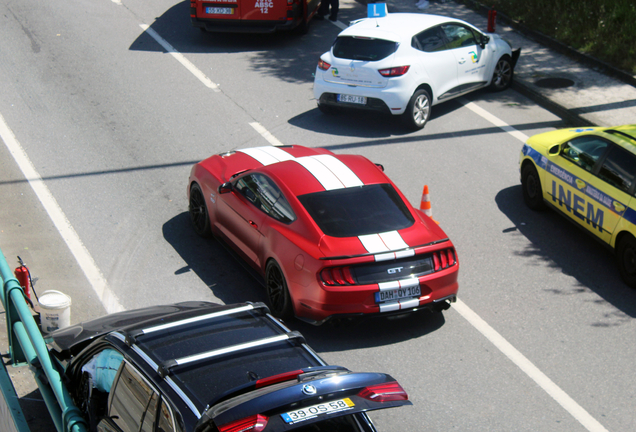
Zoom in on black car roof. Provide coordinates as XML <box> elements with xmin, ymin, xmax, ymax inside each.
<box><xmin>51</xmin><ymin>302</ymin><xmax>325</xmax><ymax>415</ymax></box>
<box><xmin>50</xmin><ymin>302</ymin><xmax>412</xmax><ymax>429</ymax></box>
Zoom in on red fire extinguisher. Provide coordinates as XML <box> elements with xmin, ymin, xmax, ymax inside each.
<box><xmin>15</xmin><ymin>256</ymin><xmax>37</xmax><ymax>307</ymax></box>
<box><xmin>487</xmin><ymin>6</ymin><xmax>497</xmax><ymax>33</ymax></box>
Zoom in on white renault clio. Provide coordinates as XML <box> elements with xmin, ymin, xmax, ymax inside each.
<box><xmin>313</xmin><ymin>12</ymin><xmax>520</xmax><ymax>130</ymax></box>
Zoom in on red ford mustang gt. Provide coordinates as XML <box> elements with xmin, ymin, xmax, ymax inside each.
<box><xmin>187</xmin><ymin>145</ymin><xmax>458</xmax><ymax>324</ymax></box>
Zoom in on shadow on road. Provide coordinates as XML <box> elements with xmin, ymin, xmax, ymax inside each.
<box><xmin>496</xmin><ymin>185</ymin><xmax>636</xmax><ymax>321</ymax></box>
<box><xmin>162</xmin><ymin>212</ymin><xmax>448</xmax><ymax>349</ymax></box>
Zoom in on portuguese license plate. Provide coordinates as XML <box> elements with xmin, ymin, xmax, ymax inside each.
<box><xmin>337</xmin><ymin>94</ymin><xmax>367</xmax><ymax>104</ymax></box>
<box><xmin>375</xmin><ymin>285</ymin><xmax>421</xmax><ymax>303</ymax></box>
<box><xmin>206</xmin><ymin>7</ymin><xmax>234</xmax><ymax>14</ymax></box>
<box><xmin>281</xmin><ymin>398</ymin><xmax>355</xmax><ymax>424</ymax></box>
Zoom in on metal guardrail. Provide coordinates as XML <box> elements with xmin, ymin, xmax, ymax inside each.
<box><xmin>0</xmin><ymin>246</ymin><xmax>88</xmax><ymax>432</ymax></box>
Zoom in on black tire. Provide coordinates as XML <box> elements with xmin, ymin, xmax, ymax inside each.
<box><xmin>490</xmin><ymin>55</ymin><xmax>513</xmax><ymax>91</ymax></box>
<box><xmin>265</xmin><ymin>261</ymin><xmax>293</xmax><ymax>320</ymax></box>
<box><xmin>189</xmin><ymin>183</ymin><xmax>212</xmax><ymax>237</ymax></box>
<box><xmin>402</xmin><ymin>89</ymin><xmax>431</xmax><ymax>130</ymax></box>
<box><xmin>521</xmin><ymin>163</ymin><xmax>545</xmax><ymax>210</ymax></box>
<box><xmin>617</xmin><ymin>235</ymin><xmax>636</xmax><ymax>288</ymax></box>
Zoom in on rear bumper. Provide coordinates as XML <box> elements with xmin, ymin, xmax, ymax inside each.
<box><xmin>293</xmin><ymin>266</ymin><xmax>459</xmax><ymax>325</ymax></box>
<box><xmin>192</xmin><ymin>17</ymin><xmax>301</xmax><ymax>33</ymax></box>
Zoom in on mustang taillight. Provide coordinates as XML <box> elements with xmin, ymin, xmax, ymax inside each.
<box><xmin>433</xmin><ymin>248</ymin><xmax>456</xmax><ymax>271</ymax></box>
<box><xmin>219</xmin><ymin>414</ymin><xmax>268</xmax><ymax>432</ymax></box>
<box><xmin>378</xmin><ymin>65</ymin><xmax>410</xmax><ymax>77</ymax></box>
<box><xmin>318</xmin><ymin>59</ymin><xmax>331</xmax><ymax>71</ymax></box>
<box><xmin>321</xmin><ymin>266</ymin><xmax>356</xmax><ymax>286</ymax></box>
<box><xmin>358</xmin><ymin>381</ymin><xmax>409</xmax><ymax>402</ymax></box>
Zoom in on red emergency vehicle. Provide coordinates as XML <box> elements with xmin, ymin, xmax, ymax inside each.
<box><xmin>191</xmin><ymin>0</ymin><xmax>320</xmax><ymax>33</ymax></box>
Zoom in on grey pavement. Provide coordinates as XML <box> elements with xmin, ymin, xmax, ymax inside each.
<box><xmin>2</xmin><ymin>1</ymin><xmax>635</xmax><ymax>432</ymax></box>
<box><xmin>362</xmin><ymin>0</ymin><xmax>636</xmax><ymax>127</ymax></box>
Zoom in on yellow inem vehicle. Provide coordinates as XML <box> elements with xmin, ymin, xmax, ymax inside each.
<box><xmin>519</xmin><ymin>125</ymin><xmax>636</xmax><ymax>287</ymax></box>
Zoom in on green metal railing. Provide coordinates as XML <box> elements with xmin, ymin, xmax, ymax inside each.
<box><xmin>0</xmin><ymin>246</ymin><xmax>87</xmax><ymax>432</ymax></box>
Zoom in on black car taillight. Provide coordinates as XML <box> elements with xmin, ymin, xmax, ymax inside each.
<box><xmin>219</xmin><ymin>414</ymin><xmax>268</xmax><ymax>432</ymax></box>
<box><xmin>358</xmin><ymin>381</ymin><xmax>409</xmax><ymax>402</ymax></box>
<box><xmin>321</xmin><ymin>266</ymin><xmax>356</xmax><ymax>286</ymax></box>
<box><xmin>318</xmin><ymin>59</ymin><xmax>331</xmax><ymax>71</ymax></box>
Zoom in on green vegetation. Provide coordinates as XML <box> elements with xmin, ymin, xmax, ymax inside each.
<box><xmin>476</xmin><ymin>0</ymin><xmax>636</xmax><ymax>74</ymax></box>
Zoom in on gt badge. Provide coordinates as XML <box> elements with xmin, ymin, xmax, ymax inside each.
<box><xmin>302</xmin><ymin>384</ymin><xmax>317</xmax><ymax>395</ymax></box>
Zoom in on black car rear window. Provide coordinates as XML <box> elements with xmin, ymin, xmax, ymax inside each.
<box><xmin>332</xmin><ymin>36</ymin><xmax>398</xmax><ymax>61</ymax></box>
<box><xmin>298</xmin><ymin>184</ymin><xmax>414</xmax><ymax>237</ymax></box>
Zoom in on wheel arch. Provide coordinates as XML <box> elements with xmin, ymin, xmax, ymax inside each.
<box><xmin>612</xmin><ymin>229</ymin><xmax>635</xmax><ymax>251</ymax></box>
<box><xmin>414</xmin><ymin>83</ymin><xmax>434</xmax><ymax>103</ymax></box>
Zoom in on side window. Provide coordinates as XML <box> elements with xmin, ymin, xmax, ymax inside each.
<box><xmin>440</xmin><ymin>24</ymin><xmax>478</xmax><ymax>49</ymax></box>
<box><xmin>109</xmin><ymin>362</ymin><xmax>156</xmax><ymax>431</ymax></box>
<box><xmin>597</xmin><ymin>146</ymin><xmax>636</xmax><ymax>194</ymax></box>
<box><xmin>412</xmin><ymin>26</ymin><xmax>446</xmax><ymax>52</ymax></box>
<box><xmin>157</xmin><ymin>397</ymin><xmax>177</xmax><ymax>432</ymax></box>
<box><xmin>561</xmin><ymin>136</ymin><xmax>610</xmax><ymax>172</ymax></box>
<box><xmin>235</xmin><ymin>174</ymin><xmax>296</xmax><ymax>223</ymax></box>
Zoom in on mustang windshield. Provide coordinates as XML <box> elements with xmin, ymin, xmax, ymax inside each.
<box><xmin>298</xmin><ymin>184</ymin><xmax>414</xmax><ymax>237</ymax></box>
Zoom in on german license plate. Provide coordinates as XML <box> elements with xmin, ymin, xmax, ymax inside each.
<box><xmin>206</xmin><ymin>7</ymin><xmax>234</xmax><ymax>14</ymax></box>
<box><xmin>281</xmin><ymin>398</ymin><xmax>355</xmax><ymax>424</ymax></box>
<box><xmin>337</xmin><ymin>94</ymin><xmax>367</xmax><ymax>104</ymax></box>
<box><xmin>375</xmin><ymin>285</ymin><xmax>421</xmax><ymax>303</ymax></box>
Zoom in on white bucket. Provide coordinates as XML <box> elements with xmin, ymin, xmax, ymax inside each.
<box><xmin>38</xmin><ymin>290</ymin><xmax>72</xmax><ymax>333</ymax></box>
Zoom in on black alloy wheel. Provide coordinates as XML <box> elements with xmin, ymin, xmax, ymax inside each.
<box><xmin>521</xmin><ymin>163</ymin><xmax>545</xmax><ymax>210</ymax></box>
<box><xmin>189</xmin><ymin>183</ymin><xmax>212</xmax><ymax>237</ymax></box>
<box><xmin>266</xmin><ymin>261</ymin><xmax>293</xmax><ymax>320</ymax></box>
<box><xmin>617</xmin><ymin>235</ymin><xmax>636</xmax><ymax>288</ymax></box>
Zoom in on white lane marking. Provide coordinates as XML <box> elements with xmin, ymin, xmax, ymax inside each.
<box><xmin>460</xmin><ymin>99</ymin><xmax>530</xmax><ymax>143</ymax></box>
<box><xmin>0</xmin><ymin>113</ymin><xmax>125</xmax><ymax>314</ymax></box>
<box><xmin>249</xmin><ymin>122</ymin><xmax>285</xmax><ymax>146</ymax></box>
<box><xmin>456</xmin><ymin>100</ymin><xmax>607</xmax><ymax>431</ymax></box>
<box><xmin>454</xmin><ymin>299</ymin><xmax>609</xmax><ymax>432</ymax></box>
<box><xmin>329</xmin><ymin>19</ymin><xmax>347</xmax><ymax>30</ymax></box>
<box><xmin>139</xmin><ymin>24</ymin><xmax>220</xmax><ymax>92</ymax></box>
<box><xmin>111</xmin><ymin>0</ymin><xmax>121</xmax><ymax>4</ymax></box>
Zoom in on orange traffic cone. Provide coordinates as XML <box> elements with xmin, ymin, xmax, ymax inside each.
<box><xmin>419</xmin><ymin>185</ymin><xmax>439</xmax><ymax>224</ymax></box>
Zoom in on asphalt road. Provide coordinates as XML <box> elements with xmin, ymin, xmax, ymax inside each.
<box><xmin>1</xmin><ymin>0</ymin><xmax>635</xmax><ymax>431</ymax></box>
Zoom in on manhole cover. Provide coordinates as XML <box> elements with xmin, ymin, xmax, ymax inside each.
<box><xmin>535</xmin><ymin>78</ymin><xmax>575</xmax><ymax>89</ymax></box>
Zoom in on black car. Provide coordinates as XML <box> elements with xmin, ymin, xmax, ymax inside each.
<box><xmin>46</xmin><ymin>301</ymin><xmax>411</xmax><ymax>432</ymax></box>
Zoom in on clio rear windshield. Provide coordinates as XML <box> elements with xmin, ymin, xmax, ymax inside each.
<box><xmin>298</xmin><ymin>184</ymin><xmax>414</xmax><ymax>237</ymax></box>
<box><xmin>332</xmin><ymin>36</ymin><xmax>398</xmax><ymax>61</ymax></box>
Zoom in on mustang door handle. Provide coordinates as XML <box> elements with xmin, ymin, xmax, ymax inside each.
<box><xmin>249</xmin><ymin>220</ymin><xmax>258</xmax><ymax>229</ymax></box>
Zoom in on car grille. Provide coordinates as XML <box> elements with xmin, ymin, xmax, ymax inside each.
<box><xmin>320</xmin><ymin>248</ymin><xmax>456</xmax><ymax>286</ymax></box>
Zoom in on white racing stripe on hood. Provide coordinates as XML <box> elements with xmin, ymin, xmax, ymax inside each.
<box><xmin>238</xmin><ymin>146</ymin><xmax>295</xmax><ymax>166</ymax></box>
<box><xmin>358</xmin><ymin>231</ymin><xmax>412</xmax><ymax>261</ymax></box>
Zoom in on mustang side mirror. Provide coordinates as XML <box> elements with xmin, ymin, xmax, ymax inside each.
<box><xmin>218</xmin><ymin>182</ymin><xmax>233</xmax><ymax>194</ymax></box>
